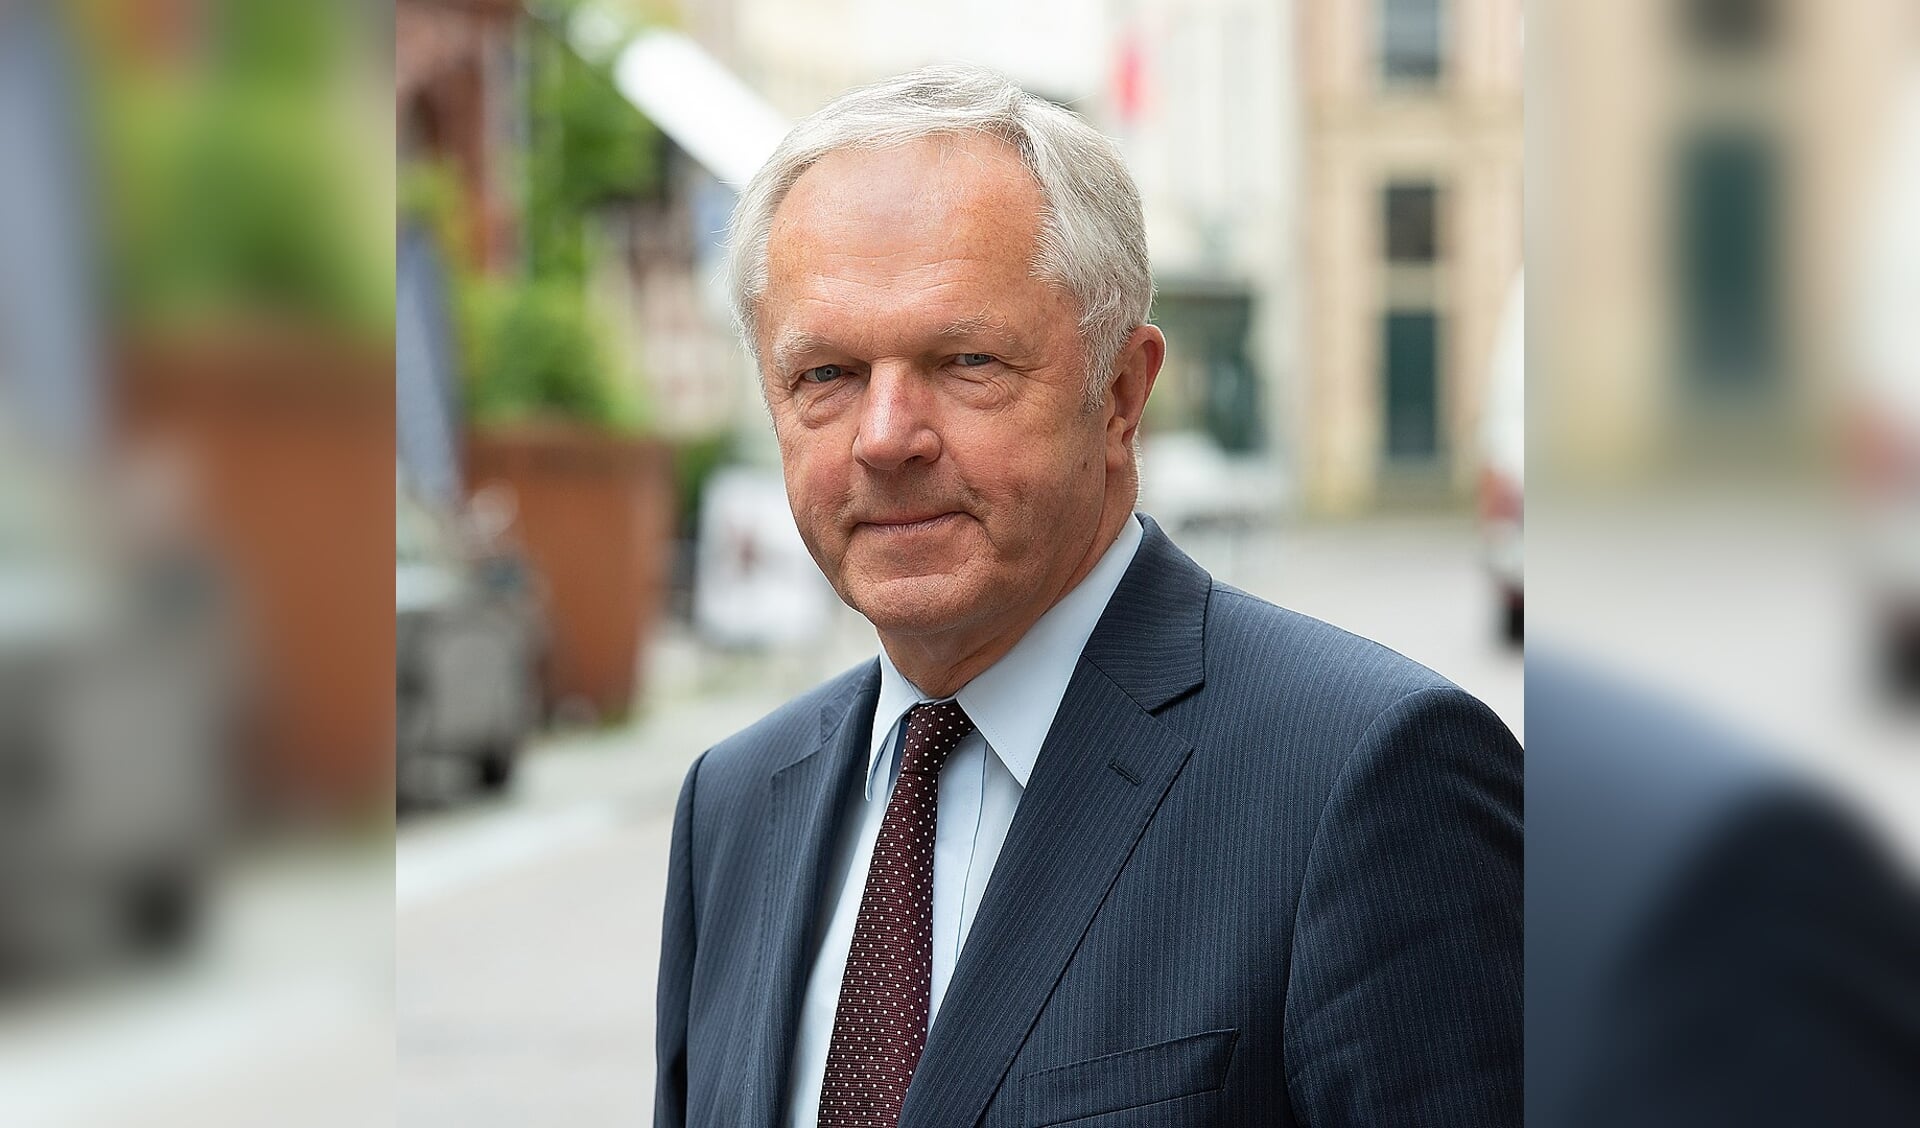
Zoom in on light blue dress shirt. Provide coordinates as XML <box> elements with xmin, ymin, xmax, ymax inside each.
<box><xmin>784</xmin><ymin>514</ymin><xmax>1145</xmax><ymax>1128</ymax></box>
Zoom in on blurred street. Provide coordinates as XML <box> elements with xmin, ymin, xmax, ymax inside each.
<box><xmin>0</xmin><ymin>0</ymin><xmax>1911</xmax><ymax>1119</ymax></box>
<box><xmin>395</xmin><ymin>514</ymin><xmax>1520</xmax><ymax>1126</ymax></box>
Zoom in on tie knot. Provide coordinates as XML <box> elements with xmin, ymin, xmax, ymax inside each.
<box><xmin>899</xmin><ymin>699</ymin><xmax>974</xmax><ymax>777</ymax></box>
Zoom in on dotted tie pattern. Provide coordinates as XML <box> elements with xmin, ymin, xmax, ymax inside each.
<box><xmin>817</xmin><ymin>699</ymin><xmax>975</xmax><ymax>1128</ymax></box>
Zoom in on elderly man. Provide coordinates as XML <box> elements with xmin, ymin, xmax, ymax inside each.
<box><xmin>656</xmin><ymin>67</ymin><xmax>1521</xmax><ymax>1128</ymax></box>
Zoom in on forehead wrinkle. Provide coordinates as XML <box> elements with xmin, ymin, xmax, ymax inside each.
<box><xmin>773</xmin><ymin>276</ymin><xmax>1017</xmax><ymax>355</ymax></box>
<box><xmin>776</xmin><ymin>135</ymin><xmax>1044</xmax><ymax>264</ymax></box>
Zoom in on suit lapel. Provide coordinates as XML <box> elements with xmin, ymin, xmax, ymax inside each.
<box><xmin>899</xmin><ymin>518</ymin><xmax>1212</xmax><ymax>1128</ymax></box>
<box><xmin>745</xmin><ymin>663</ymin><xmax>878</xmax><ymax>1127</ymax></box>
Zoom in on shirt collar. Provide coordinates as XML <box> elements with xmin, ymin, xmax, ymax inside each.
<box><xmin>867</xmin><ymin>513</ymin><xmax>1144</xmax><ymax>799</ymax></box>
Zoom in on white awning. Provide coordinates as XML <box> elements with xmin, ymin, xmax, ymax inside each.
<box><xmin>603</xmin><ymin>30</ymin><xmax>789</xmax><ymax>191</ymax></box>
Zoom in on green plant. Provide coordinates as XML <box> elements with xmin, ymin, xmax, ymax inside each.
<box><xmin>461</xmin><ymin>275</ymin><xmax>644</xmax><ymax>431</ymax></box>
<box><xmin>525</xmin><ymin>11</ymin><xmax>666</xmax><ymax>283</ymax></box>
<box><xmin>93</xmin><ymin>0</ymin><xmax>393</xmax><ymax>338</ymax></box>
<box><xmin>395</xmin><ymin>6</ymin><xmax>669</xmax><ymax>431</ymax></box>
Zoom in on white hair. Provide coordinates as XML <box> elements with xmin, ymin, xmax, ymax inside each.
<box><xmin>726</xmin><ymin>65</ymin><xmax>1154</xmax><ymax>403</ymax></box>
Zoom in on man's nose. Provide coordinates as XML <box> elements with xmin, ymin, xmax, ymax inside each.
<box><xmin>851</xmin><ymin>363</ymin><xmax>941</xmax><ymax>470</ymax></box>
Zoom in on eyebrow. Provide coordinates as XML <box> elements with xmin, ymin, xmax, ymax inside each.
<box><xmin>767</xmin><ymin>329</ymin><xmax>834</xmax><ymax>374</ymax></box>
<box><xmin>936</xmin><ymin>312</ymin><xmax>1005</xmax><ymax>341</ymax></box>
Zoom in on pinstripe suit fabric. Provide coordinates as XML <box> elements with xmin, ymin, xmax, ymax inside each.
<box><xmin>656</xmin><ymin>517</ymin><xmax>1523</xmax><ymax>1127</ymax></box>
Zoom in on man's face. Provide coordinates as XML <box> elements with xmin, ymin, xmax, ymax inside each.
<box><xmin>758</xmin><ymin>136</ymin><xmax>1120</xmax><ymax>646</ymax></box>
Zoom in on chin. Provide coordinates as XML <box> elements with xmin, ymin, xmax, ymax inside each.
<box><xmin>844</xmin><ymin>574</ymin><xmax>989</xmax><ymax>638</ymax></box>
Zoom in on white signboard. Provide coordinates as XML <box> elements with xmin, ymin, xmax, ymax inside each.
<box><xmin>693</xmin><ymin>466</ymin><xmax>836</xmax><ymax>647</ymax></box>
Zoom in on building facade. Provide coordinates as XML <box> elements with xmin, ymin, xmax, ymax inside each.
<box><xmin>1298</xmin><ymin>0</ymin><xmax>1523</xmax><ymax>512</ymax></box>
<box><xmin>397</xmin><ymin>0</ymin><xmax>526</xmax><ymax>273</ymax></box>
<box><xmin>1535</xmin><ymin>0</ymin><xmax>1914</xmax><ymax>481</ymax></box>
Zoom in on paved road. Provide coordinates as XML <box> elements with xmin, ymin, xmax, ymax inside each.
<box><xmin>396</xmin><ymin>515</ymin><xmax>1524</xmax><ymax>1125</ymax></box>
<box><xmin>397</xmin><ymin>688</ymin><xmax>787</xmax><ymax>1127</ymax></box>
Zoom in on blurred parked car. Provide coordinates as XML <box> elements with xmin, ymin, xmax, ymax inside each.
<box><xmin>1478</xmin><ymin>274</ymin><xmax>1525</xmax><ymax>645</ymax></box>
<box><xmin>1139</xmin><ymin>430</ymin><xmax>1291</xmax><ymax>535</ymax></box>
<box><xmin>0</xmin><ymin>431</ymin><xmax>235</xmax><ymax>977</ymax></box>
<box><xmin>1852</xmin><ymin>74</ymin><xmax>1920</xmax><ymax>698</ymax></box>
<box><xmin>1852</xmin><ymin>365</ymin><xmax>1920</xmax><ymax>699</ymax></box>
<box><xmin>395</xmin><ymin>476</ymin><xmax>546</xmax><ymax>806</ymax></box>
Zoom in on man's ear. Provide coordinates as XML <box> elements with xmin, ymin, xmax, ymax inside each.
<box><xmin>1105</xmin><ymin>325</ymin><xmax>1165</xmax><ymax>461</ymax></box>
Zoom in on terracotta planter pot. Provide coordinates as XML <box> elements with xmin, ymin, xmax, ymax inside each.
<box><xmin>465</xmin><ymin>423</ymin><xmax>674</xmax><ymax>723</ymax></box>
<box><xmin>116</xmin><ymin>330</ymin><xmax>395</xmax><ymax>819</ymax></box>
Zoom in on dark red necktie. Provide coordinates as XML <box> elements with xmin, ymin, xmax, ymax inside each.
<box><xmin>817</xmin><ymin>699</ymin><xmax>975</xmax><ymax>1127</ymax></box>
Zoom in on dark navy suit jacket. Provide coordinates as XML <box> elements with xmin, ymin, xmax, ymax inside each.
<box><xmin>656</xmin><ymin>518</ymin><xmax>1523</xmax><ymax>1127</ymax></box>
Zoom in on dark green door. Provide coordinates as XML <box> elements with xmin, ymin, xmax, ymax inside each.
<box><xmin>1383</xmin><ymin>310</ymin><xmax>1440</xmax><ymax>462</ymax></box>
<box><xmin>1678</xmin><ymin>127</ymin><xmax>1778</xmax><ymax>400</ymax></box>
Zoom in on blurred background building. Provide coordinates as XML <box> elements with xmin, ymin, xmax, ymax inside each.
<box><xmin>1298</xmin><ymin>0</ymin><xmax>1522</xmax><ymax>512</ymax></box>
<box><xmin>396</xmin><ymin>0</ymin><xmax>524</xmax><ymax>275</ymax></box>
<box><xmin>1537</xmin><ymin>0</ymin><xmax>1913</xmax><ymax>478</ymax></box>
<box><xmin>1530</xmin><ymin>0</ymin><xmax>1920</xmax><ymax>723</ymax></box>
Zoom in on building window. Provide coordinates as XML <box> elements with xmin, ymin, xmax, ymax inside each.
<box><xmin>1683</xmin><ymin>0</ymin><xmax>1775</xmax><ymax>58</ymax></box>
<box><xmin>1384</xmin><ymin>181</ymin><xmax>1440</xmax><ymax>263</ymax></box>
<box><xmin>1381</xmin><ymin>0</ymin><xmax>1444</xmax><ymax>85</ymax></box>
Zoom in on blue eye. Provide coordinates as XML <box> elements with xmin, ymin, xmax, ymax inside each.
<box><xmin>954</xmin><ymin>353</ymin><xmax>994</xmax><ymax>368</ymax></box>
<box><xmin>801</xmin><ymin>364</ymin><xmax>846</xmax><ymax>383</ymax></box>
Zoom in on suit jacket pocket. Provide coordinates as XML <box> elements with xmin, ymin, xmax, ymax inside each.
<box><xmin>1019</xmin><ymin>1027</ymin><xmax>1239</xmax><ymax>1127</ymax></box>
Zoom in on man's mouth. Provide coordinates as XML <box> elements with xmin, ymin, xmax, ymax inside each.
<box><xmin>856</xmin><ymin>512</ymin><xmax>960</xmax><ymax>534</ymax></box>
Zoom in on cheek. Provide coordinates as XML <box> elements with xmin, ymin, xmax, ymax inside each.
<box><xmin>779</xmin><ymin>444</ymin><xmax>831</xmax><ymax>506</ymax></box>
<box><xmin>790</xmin><ymin>459</ymin><xmax>844</xmax><ymax>513</ymax></box>
<box><xmin>982</xmin><ymin>442</ymin><xmax>1100</xmax><ymax>520</ymax></box>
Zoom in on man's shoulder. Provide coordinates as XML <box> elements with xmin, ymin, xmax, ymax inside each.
<box><xmin>695</xmin><ymin>659</ymin><xmax>879</xmax><ymax>788</ymax></box>
<box><xmin>1201</xmin><ymin>581</ymin><xmax>1461</xmax><ymax>710</ymax></box>
<box><xmin>1164</xmin><ymin>580</ymin><xmax>1518</xmax><ymax>771</ymax></box>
